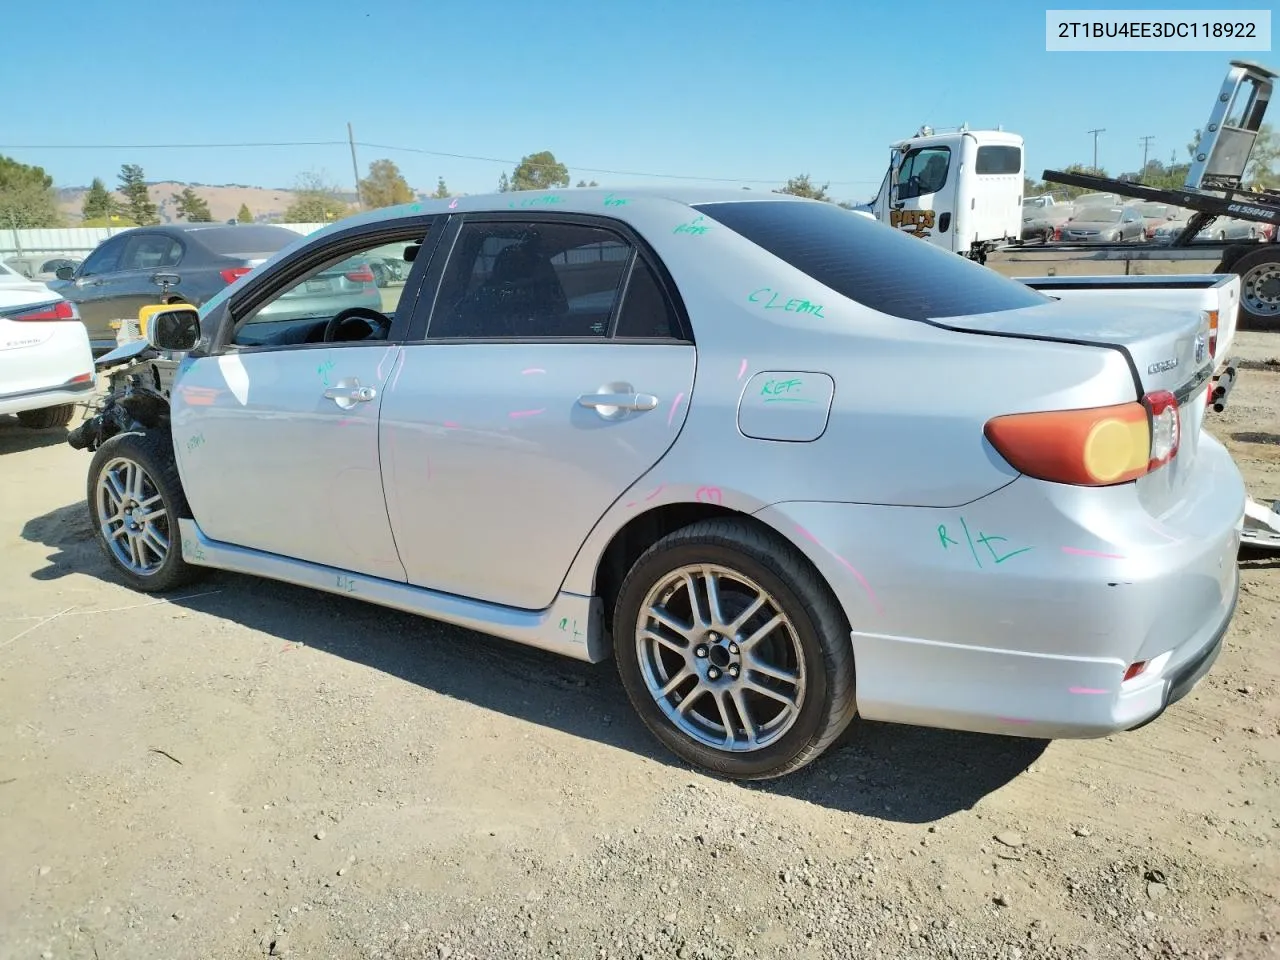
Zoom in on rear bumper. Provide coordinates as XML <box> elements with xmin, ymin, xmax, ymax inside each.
<box><xmin>753</xmin><ymin>431</ymin><xmax>1246</xmax><ymax>740</ymax></box>
<box><xmin>0</xmin><ymin>379</ymin><xmax>95</xmax><ymax>417</ymax></box>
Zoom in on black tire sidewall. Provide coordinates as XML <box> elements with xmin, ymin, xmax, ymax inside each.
<box><xmin>87</xmin><ymin>431</ymin><xmax>194</xmax><ymax>592</ymax></box>
<box><xmin>1232</xmin><ymin>246</ymin><xmax>1280</xmax><ymax>329</ymax></box>
<box><xmin>613</xmin><ymin>531</ymin><xmax>848</xmax><ymax>780</ymax></box>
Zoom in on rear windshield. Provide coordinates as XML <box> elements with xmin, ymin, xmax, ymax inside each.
<box><xmin>192</xmin><ymin>225</ymin><xmax>301</xmax><ymax>256</ymax></box>
<box><xmin>692</xmin><ymin>200</ymin><xmax>1049</xmax><ymax>321</ymax></box>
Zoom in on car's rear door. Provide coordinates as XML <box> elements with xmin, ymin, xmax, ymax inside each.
<box><xmin>379</xmin><ymin>213</ymin><xmax>696</xmax><ymax>611</ymax></box>
<box><xmin>169</xmin><ymin>220</ymin><xmax>438</xmax><ymax>581</ymax></box>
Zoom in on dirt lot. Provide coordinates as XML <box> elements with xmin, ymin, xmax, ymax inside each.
<box><xmin>2</xmin><ymin>336</ymin><xmax>1279</xmax><ymax>960</ymax></box>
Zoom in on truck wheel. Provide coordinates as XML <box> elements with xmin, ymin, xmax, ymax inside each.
<box><xmin>16</xmin><ymin>404</ymin><xmax>75</xmax><ymax>429</ymax></box>
<box><xmin>612</xmin><ymin>518</ymin><xmax>858</xmax><ymax>781</ymax></box>
<box><xmin>1231</xmin><ymin>247</ymin><xmax>1280</xmax><ymax>330</ymax></box>
<box><xmin>87</xmin><ymin>431</ymin><xmax>205</xmax><ymax>593</ymax></box>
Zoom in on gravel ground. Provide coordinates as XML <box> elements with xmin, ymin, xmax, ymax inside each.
<box><xmin>1</xmin><ymin>332</ymin><xmax>1278</xmax><ymax>960</ymax></box>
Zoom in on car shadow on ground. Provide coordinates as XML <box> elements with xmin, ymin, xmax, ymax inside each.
<box><xmin>1231</xmin><ymin>431</ymin><xmax>1280</xmax><ymax>446</ymax></box>
<box><xmin>0</xmin><ymin>418</ymin><xmax>73</xmax><ymax>456</ymax></box>
<box><xmin>21</xmin><ymin>499</ymin><xmax>1048</xmax><ymax>824</ymax></box>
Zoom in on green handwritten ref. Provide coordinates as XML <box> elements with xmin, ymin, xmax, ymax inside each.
<box><xmin>760</xmin><ymin>378</ymin><xmax>817</xmax><ymax>404</ymax></box>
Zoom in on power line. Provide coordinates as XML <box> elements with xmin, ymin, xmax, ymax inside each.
<box><xmin>0</xmin><ymin>138</ymin><xmax>883</xmax><ymax>187</ymax></box>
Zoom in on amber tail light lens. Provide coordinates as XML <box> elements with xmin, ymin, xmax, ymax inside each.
<box><xmin>984</xmin><ymin>391</ymin><xmax>1180</xmax><ymax>486</ymax></box>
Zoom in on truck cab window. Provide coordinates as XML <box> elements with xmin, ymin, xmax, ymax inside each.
<box><xmin>896</xmin><ymin>147</ymin><xmax>950</xmax><ymax>201</ymax></box>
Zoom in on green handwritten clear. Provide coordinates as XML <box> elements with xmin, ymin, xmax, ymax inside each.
<box><xmin>747</xmin><ymin>288</ymin><xmax>825</xmax><ymax>318</ymax></box>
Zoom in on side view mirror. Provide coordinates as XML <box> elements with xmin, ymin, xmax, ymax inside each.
<box><xmin>142</xmin><ymin>303</ymin><xmax>201</xmax><ymax>352</ymax></box>
<box><xmin>55</xmin><ymin>266</ymin><xmax>76</xmax><ymax>281</ymax></box>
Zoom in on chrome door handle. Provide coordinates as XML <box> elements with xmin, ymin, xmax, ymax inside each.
<box><xmin>577</xmin><ymin>392</ymin><xmax>658</xmax><ymax>412</ymax></box>
<box><xmin>324</xmin><ymin>385</ymin><xmax>376</xmax><ymax>402</ymax></box>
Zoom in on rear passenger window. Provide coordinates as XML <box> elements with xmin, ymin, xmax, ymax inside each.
<box><xmin>429</xmin><ymin>221</ymin><xmax>631</xmax><ymax>339</ymax></box>
<box><xmin>614</xmin><ymin>258</ymin><xmax>683</xmax><ymax>340</ymax></box>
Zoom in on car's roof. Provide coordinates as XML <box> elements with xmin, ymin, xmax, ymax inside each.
<box><xmin>330</xmin><ymin>185</ymin><xmax>808</xmax><ymax>232</ymax></box>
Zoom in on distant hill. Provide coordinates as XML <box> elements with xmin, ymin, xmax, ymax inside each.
<box><xmin>55</xmin><ymin>181</ymin><xmax>363</xmax><ymax>224</ymax></box>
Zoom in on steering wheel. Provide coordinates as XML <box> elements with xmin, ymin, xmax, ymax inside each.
<box><xmin>322</xmin><ymin>307</ymin><xmax>392</xmax><ymax>343</ymax></box>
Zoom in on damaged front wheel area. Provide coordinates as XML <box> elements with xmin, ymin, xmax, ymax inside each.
<box><xmin>87</xmin><ymin>431</ymin><xmax>205</xmax><ymax>593</ymax></box>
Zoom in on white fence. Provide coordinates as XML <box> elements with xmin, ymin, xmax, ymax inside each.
<box><xmin>0</xmin><ymin>223</ymin><xmax>328</xmax><ymax>259</ymax></box>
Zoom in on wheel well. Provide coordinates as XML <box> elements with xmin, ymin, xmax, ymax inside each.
<box><xmin>596</xmin><ymin>502</ymin><xmax>798</xmax><ymax>628</ymax></box>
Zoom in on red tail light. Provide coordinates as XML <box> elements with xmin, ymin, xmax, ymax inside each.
<box><xmin>984</xmin><ymin>391</ymin><xmax>1180</xmax><ymax>487</ymax></box>
<box><xmin>1123</xmin><ymin>660</ymin><xmax>1148</xmax><ymax>682</ymax></box>
<box><xmin>9</xmin><ymin>299</ymin><xmax>76</xmax><ymax>321</ymax></box>
<box><xmin>1205</xmin><ymin>310</ymin><xmax>1219</xmax><ymax>358</ymax></box>
<box><xmin>220</xmin><ymin>267</ymin><xmax>253</xmax><ymax>284</ymax></box>
<box><xmin>344</xmin><ymin>264</ymin><xmax>375</xmax><ymax>283</ymax></box>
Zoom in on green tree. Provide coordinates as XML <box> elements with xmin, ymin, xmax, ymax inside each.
<box><xmin>171</xmin><ymin>186</ymin><xmax>212</xmax><ymax>222</ymax></box>
<box><xmin>497</xmin><ymin>171</ymin><xmax>510</xmax><ymax>192</ymax></box>
<box><xmin>236</xmin><ymin>202</ymin><xmax>253</xmax><ymax>223</ymax></box>
<box><xmin>359</xmin><ymin>158</ymin><xmax>414</xmax><ymax>208</ymax></box>
<box><xmin>284</xmin><ymin>171</ymin><xmax>352</xmax><ymax>222</ymax></box>
<box><xmin>431</xmin><ymin>177</ymin><xmax>450</xmax><ymax>199</ymax></box>
<box><xmin>507</xmin><ymin>151</ymin><xmax>569</xmax><ymax>191</ymax></box>
<box><xmin>576</xmin><ymin>179</ymin><xmax>599</xmax><ymax>188</ymax></box>
<box><xmin>117</xmin><ymin>163</ymin><xmax>158</xmax><ymax>225</ymax></box>
<box><xmin>81</xmin><ymin>177</ymin><xmax>119</xmax><ymax>222</ymax></box>
<box><xmin>774</xmin><ymin>173</ymin><xmax>831</xmax><ymax>201</ymax></box>
<box><xmin>0</xmin><ymin>154</ymin><xmax>63</xmax><ymax>228</ymax></box>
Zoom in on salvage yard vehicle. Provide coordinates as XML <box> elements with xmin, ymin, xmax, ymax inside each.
<box><xmin>862</xmin><ymin>60</ymin><xmax>1280</xmax><ymax>329</ymax></box>
<box><xmin>0</xmin><ymin>261</ymin><xmax>94</xmax><ymax>429</ymax></box>
<box><xmin>69</xmin><ymin>189</ymin><xmax>1245</xmax><ymax>781</ymax></box>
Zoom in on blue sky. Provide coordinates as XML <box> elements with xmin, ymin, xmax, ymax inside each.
<box><xmin>0</xmin><ymin>0</ymin><xmax>1269</xmax><ymax>203</ymax></box>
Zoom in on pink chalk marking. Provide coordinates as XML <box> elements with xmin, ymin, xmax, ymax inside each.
<box><xmin>643</xmin><ymin>483</ymin><xmax>666</xmax><ymax>501</ymax></box>
<box><xmin>375</xmin><ymin>345</ymin><xmax>396</xmax><ymax>380</ymax></box>
<box><xmin>448</xmin><ymin>198</ymin><xmax>458</xmax><ymax>209</ymax></box>
<box><xmin>390</xmin><ymin>353</ymin><xmax>406</xmax><ymax>391</ymax></box>
<box><xmin>442</xmin><ymin>421</ymin><xmax>460</xmax><ymax>429</ymax></box>
<box><xmin>737</xmin><ymin>358</ymin><xmax>748</xmax><ymax>381</ymax></box>
<box><xmin>998</xmin><ymin>717</ymin><xmax>1033</xmax><ymax>725</ymax></box>
<box><xmin>667</xmin><ymin>391</ymin><xmax>686</xmax><ymax>427</ymax></box>
<box><xmin>521</xmin><ymin>367</ymin><xmax>546</xmax><ymax>375</ymax></box>
<box><xmin>1069</xmin><ymin>686</ymin><xmax>1110</xmax><ymax>695</ymax></box>
<box><xmin>509</xmin><ymin>408</ymin><xmax>545</xmax><ymax>419</ymax></box>
<box><xmin>794</xmin><ymin>525</ymin><xmax>883</xmax><ymax>614</ymax></box>
<box><xmin>695</xmin><ymin>486</ymin><xmax>723</xmax><ymax>505</ymax></box>
<box><xmin>624</xmin><ymin>502</ymin><xmax>637</xmax><ymax>509</ymax></box>
<box><xmin>1061</xmin><ymin>546</ymin><xmax>1127</xmax><ymax>560</ymax></box>
<box><xmin>337</xmin><ymin>418</ymin><xmax>360</xmax><ymax>427</ymax></box>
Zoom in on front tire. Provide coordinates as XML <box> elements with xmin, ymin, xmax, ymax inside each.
<box><xmin>613</xmin><ymin>518</ymin><xmax>857</xmax><ymax>781</ymax></box>
<box><xmin>87</xmin><ymin>431</ymin><xmax>204</xmax><ymax>593</ymax></box>
<box><xmin>17</xmin><ymin>404</ymin><xmax>75</xmax><ymax>429</ymax></box>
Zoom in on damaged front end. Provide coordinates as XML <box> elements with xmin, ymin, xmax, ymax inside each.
<box><xmin>67</xmin><ymin>340</ymin><xmax>178</xmax><ymax>453</ymax></box>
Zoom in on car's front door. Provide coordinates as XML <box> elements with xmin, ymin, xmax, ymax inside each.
<box><xmin>169</xmin><ymin>222</ymin><xmax>435</xmax><ymax>581</ymax></box>
<box><xmin>61</xmin><ymin>234</ymin><xmax>129</xmax><ymax>348</ymax></box>
<box><xmin>380</xmin><ymin>215</ymin><xmax>696</xmax><ymax>610</ymax></box>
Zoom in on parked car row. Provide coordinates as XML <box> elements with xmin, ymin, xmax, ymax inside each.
<box><xmin>1022</xmin><ymin>195</ymin><xmax>1276</xmax><ymax>245</ymax></box>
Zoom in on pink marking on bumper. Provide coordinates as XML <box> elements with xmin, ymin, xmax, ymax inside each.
<box><xmin>521</xmin><ymin>367</ymin><xmax>546</xmax><ymax>375</ymax></box>
<box><xmin>509</xmin><ymin>408</ymin><xmax>545</xmax><ymax>419</ymax></box>
<box><xmin>1062</xmin><ymin>546</ymin><xmax>1127</xmax><ymax>560</ymax></box>
<box><xmin>1069</xmin><ymin>686</ymin><xmax>1110</xmax><ymax>695</ymax></box>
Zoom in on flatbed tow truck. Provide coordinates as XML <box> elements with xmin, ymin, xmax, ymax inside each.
<box><xmin>1040</xmin><ymin>60</ymin><xmax>1280</xmax><ymax>551</ymax></box>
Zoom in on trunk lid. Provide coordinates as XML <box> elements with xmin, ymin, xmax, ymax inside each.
<box><xmin>936</xmin><ymin>299</ymin><xmax>1213</xmax><ymax>512</ymax></box>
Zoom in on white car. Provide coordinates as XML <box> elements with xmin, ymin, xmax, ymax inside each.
<box><xmin>0</xmin><ymin>262</ymin><xmax>95</xmax><ymax>429</ymax></box>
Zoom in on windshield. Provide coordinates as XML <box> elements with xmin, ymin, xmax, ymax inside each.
<box><xmin>1080</xmin><ymin>207</ymin><xmax>1125</xmax><ymax>223</ymax></box>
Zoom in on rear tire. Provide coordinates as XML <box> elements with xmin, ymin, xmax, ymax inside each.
<box><xmin>87</xmin><ymin>431</ymin><xmax>205</xmax><ymax>593</ymax></box>
<box><xmin>17</xmin><ymin>404</ymin><xmax>75</xmax><ymax>429</ymax></box>
<box><xmin>1231</xmin><ymin>246</ymin><xmax>1280</xmax><ymax>331</ymax></box>
<box><xmin>612</xmin><ymin>518</ymin><xmax>857</xmax><ymax>781</ymax></box>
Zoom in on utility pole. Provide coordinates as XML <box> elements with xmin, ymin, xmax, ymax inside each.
<box><xmin>1138</xmin><ymin>135</ymin><xmax>1155</xmax><ymax>181</ymax></box>
<box><xmin>1087</xmin><ymin>128</ymin><xmax>1106</xmax><ymax>172</ymax></box>
<box><xmin>347</xmin><ymin>122</ymin><xmax>362</xmax><ymax>211</ymax></box>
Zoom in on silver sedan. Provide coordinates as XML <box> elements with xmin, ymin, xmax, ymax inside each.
<box><xmin>80</xmin><ymin>188</ymin><xmax>1245</xmax><ymax>780</ymax></box>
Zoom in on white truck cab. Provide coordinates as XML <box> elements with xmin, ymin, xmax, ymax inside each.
<box><xmin>868</xmin><ymin>126</ymin><xmax>1024</xmax><ymax>261</ymax></box>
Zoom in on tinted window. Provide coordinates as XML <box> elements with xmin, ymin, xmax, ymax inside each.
<box><xmin>80</xmin><ymin>236</ymin><xmax>125</xmax><ymax>276</ymax></box>
<box><xmin>896</xmin><ymin>146</ymin><xmax>950</xmax><ymax>200</ymax></box>
<box><xmin>429</xmin><ymin>221</ymin><xmax>631</xmax><ymax>339</ymax></box>
<box><xmin>118</xmin><ymin>235</ymin><xmax>183</xmax><ymax>271</ymax></box>
<box><xmin>194</xmin><ymin>225</ymin><xmax>301</xmax><ymax>256</ymax></box>
<box><xmin>975</xmin><ymin>145</ymin><xmax>1022</xmax><ymax>175</ymax></box>
<box><xmin>614</xmin><ymin>258</ymin><xmax>683</xmax><ymax>340</ymax></box>
<box><xmin>692</xmin><ymin>201</ymin><xmax>1049</xmax><ymax>322</ymax></box>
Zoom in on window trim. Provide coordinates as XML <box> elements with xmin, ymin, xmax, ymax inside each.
<box><xmin>409</xmin><ymin>211</ymin><xmax>694</xmax><ymax>345</ymax></box>
<box><xmin>204</xmin><ymin>215</ymin><xmax>446</xmax><ymax>357</ymax></box>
